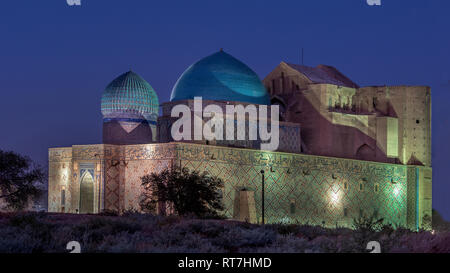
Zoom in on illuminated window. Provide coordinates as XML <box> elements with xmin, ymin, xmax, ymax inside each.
<box><xmin>343</xmin><ymin>182</ymin><xmax>348</xmax><ymax>191</ymax></box>
<box><xmin>374</xmin><ymin>183</ymin><xmax>379</xmax><ymax>193</ymax></box>
<box><xmin>359</xmin><ymin>182</ymin><xmax>364</xmax><ymax>192</ymax></box>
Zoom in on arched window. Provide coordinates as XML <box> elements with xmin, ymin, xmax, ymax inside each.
<box><xmin>356</xmin><ymin>144</ymin><xmax>375</xmax><ymax>161</ymax></box>
<box><xmin>61</xmin><ymin>188</ymin><xmax>66</xmax><ymax>206</ymax></box>
<box><xmin>61</xmin><ymin>187</ymin><xmax>66</xmax><ymax>213</ymax></box>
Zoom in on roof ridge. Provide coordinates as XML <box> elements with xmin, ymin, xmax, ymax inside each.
<box><xmin>285</xmin><ymin>63</ymin><xmax>359</xmax><ymax>88</ymax></box>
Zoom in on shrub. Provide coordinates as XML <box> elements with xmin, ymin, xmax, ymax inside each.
<box><xmin>140</xmin><ymin>168</ymin><xmax>224</xmax><ymax>217</ymax></box>
<box><xmin>0</xmin><ymin>212</ymin><xmax>448</xmax><ymax>253</ymax></box>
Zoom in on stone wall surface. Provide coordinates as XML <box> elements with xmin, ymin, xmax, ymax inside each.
<box><xmin>174</xmin><ymin>143</ymin><xmax>430</xmax><ymax>229</ymax></box>
<box><xmin>158</xmin><ymin>99</ymin><xmax>301</xmax><ymax>153</ymax></box>
<box><xmin>263</xmin><ymin>63</ymin><xmax>431</xmax><ymax>167</ymax></box>
<box><xmin>48</xmin><ymin>143</ymin><xmax>431</xmax><ymax>230</ymax></box>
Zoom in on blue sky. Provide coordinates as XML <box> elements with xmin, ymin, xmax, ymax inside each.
<box><xmin>0</xmin><ymin>0</ymin><xmax>449</xmax><ymax>218</ymax></box>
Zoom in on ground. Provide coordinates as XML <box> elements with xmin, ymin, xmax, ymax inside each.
<box><xmin>0</xmin><ymin>212</ymin><xmax>448</xmax><ymax>253</ymax></box>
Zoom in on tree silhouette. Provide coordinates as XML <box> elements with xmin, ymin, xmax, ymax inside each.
<box><xmin>0</xmin><ymin>150</ymin><xmax>44</xmax><ymax>210</ymax></box>
<box><xmin>140</xmin><ymin>167</ymin><xmax>224</xmax><ymax>217</ymax></box>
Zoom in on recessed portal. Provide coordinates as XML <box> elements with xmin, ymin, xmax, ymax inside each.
<box><xmin>79</xmin><ymin>172</ymin><xmax>94</xmax><ymax>214</ymax></box>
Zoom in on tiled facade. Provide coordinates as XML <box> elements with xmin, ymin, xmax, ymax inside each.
<box><xmin>48</xmin><ymin>142</ymin><xmax>431</xmax><ymax>230</ymax></box>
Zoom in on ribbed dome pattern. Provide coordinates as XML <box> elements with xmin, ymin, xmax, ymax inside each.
<box><xmin>170</xmin><ymin>50</ymin><xmax>270</xmax><ymax>105</ymax></box>
<box><xmin>101</xmin><ymin>71</ymin><xmax>159</xmax><ymax>120</ymax></box>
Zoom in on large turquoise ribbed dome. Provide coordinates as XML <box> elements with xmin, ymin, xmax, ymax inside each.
<box><xmin>170</xmin><ymin>50</ymin><xmax>270</xmax><ymax>105</ymax></box>
<box><xmin>101</xmin><ymin>71</ymin><xmax>159</xmax><ymax>121</ymax></box>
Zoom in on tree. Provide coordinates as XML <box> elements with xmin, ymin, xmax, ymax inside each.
<box><xmin>0</xmin><ymin>150</ymin><xmax>44</xmax><ymax>210</ymax></box>
<box><xmin>140</xmin><ymin>167</ymin><xmax>224</xmax><ymax>217</ymax></box>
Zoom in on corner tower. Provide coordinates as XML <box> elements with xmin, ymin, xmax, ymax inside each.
<box><xmin>101</xmin><ymin>71</ymin><xmax>159</xmax><ymax>145</ymax></box>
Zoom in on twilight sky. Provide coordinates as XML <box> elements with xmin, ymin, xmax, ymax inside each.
<box><xmin>0</xmin><ymin>0</ymin><xmax>449</xmax><ymax>218</ymax></box>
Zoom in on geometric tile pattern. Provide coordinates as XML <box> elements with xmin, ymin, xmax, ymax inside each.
<box><xmin>104</xmin><ymin>161</ymin><xmax>120</xmax><ymax>211</ymax></box>
<box><xmin>176</xmin><ymin>144</ymin><xmax>410</xmax><ymax>228</ymax></box>
<box><xmin>48</xmin><ymin>142</ymin><xmax>431</xmax><ymax>230</ymax></box>
<box><xmin>277</xmin><ymin>125</ymin><xmax>301</xmax><ymax>153</ymax></box>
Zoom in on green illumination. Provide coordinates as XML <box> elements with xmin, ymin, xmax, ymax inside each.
<box><xmin>176</xmin><ymin>143</ymin><xmax>411</xmax><ymax>228</ymax></box>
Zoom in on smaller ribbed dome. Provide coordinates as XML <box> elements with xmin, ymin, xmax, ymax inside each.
<box><xmin>101</xmin><ymin>71</ymin><xmax>159</xmax><ymax>121</ymax></box>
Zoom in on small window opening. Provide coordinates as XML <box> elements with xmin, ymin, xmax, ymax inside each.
<box><xmin>61</xmin><ymin>189</ymin><xmax>66</xmax><ymax>206</ymax></box>
<box><xmin>290</xmin><ymin>201</ymin><xmax>296</xmax><ymax>214</ymax></box>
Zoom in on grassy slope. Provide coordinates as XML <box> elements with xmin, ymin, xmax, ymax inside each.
<box><xmin>0</xmin><ymin>212</ymin><xmax>448</xmax><ymax>253</ymax></box>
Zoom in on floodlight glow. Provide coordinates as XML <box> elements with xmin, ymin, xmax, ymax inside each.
<box><xmin>329</xmin><ymin>186</ymin><xmax>341</xmax><ymax>206</ymax></box>
<box><xmin>393</xmin><ymin>187</ymin><xmax>400</xmax><ymax>197</ymax></box>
